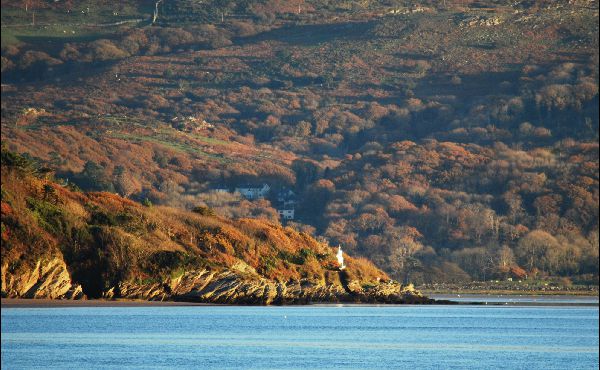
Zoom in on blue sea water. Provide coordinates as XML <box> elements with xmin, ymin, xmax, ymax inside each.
<box><xmin>2</xmin><ymin>304</ymin><xmax>598</xmax><ymax>369</ymax></box>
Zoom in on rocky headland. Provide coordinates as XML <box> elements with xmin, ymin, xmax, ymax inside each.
<box><xmin>2</xmin><ymin>257</ymin><xmax>431</xmax><ymax>305</ymax></box>
<box><xmin>1</xmin><ymin>150</ymin><xmax>431</xmax><ymax>305</ymax></box>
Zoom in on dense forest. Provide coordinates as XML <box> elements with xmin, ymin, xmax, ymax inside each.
<box><xmin>1</xmin><ymin>0</ymin><xmax>598</xmax><ymax>286</ymax></box>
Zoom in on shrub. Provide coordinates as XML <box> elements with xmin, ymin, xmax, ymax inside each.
<box><xmin>90</xmin><ymin>211</ymin><xmax>118</xmax><ymax>226</ymax></box>
<box><xmin>19</xmin><ymin>51</ymin><xmax>63</xmax><ymax>70</ymax></box>
<box><xmin>299</xmin><ymin>248</ymin><xmax>315</xmax><ymax>260</ymax></box>
<box><xmin>88</xmin><ymin>39</ymin><xmax>129</xmax><ymax>62</ymax></box>
<box><xmin>1</xmin><ymin>56</ymin><xmax>14</xmax><ymax>73</ymax></box>
<box><xmin>1</xmin><ymin>149</ymin><xmax>39</xmax><ymax>175</ymax></box>
<box><xmin>192</xmin><ymin>205</ymin><xmax>216</xmax><ymax>216</ymax></box>
<box><xmin>163</xmin><ymin>68</ymin><xmax>175</xmax><ymax>78</ymax></box>
<box><xmin>260</xmin><ymin>255</ymin><xmax>278</xmax><ymax>273</ymax></box>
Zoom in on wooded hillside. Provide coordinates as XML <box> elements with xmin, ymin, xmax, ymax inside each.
<box><xmin>1</xmin><ymin>0</ymin><xmax>598</xmax><ymax>286</ymax></box>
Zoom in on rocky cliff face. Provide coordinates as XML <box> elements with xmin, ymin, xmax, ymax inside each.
<box><xmin>105</xmin><ymin>267</ymin><xmax>432</xmax><ymax>305</ymax></box>
<box><xmin>1</xmin><ymin>258</ymin><xmax>84</xmax><ymax>300</ymax></box>
<box><xmin>2</xmin><ymin>256</ymin><xmax>430</xmax><ymax>304</ymax></box>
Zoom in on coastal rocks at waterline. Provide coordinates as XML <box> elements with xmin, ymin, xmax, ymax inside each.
<box><xmin>1</xmin><ymin>258</ymin><xmax>85</xmax><ymax>300</ymax></box>
<box><xmin>1</xmin><ymin>259</ymin><xmax>430</xmax><ymax>305</ymax></box>
<box><xmin>106</xmin><ymin>268</ymin><xmax>433</xmax><ymax>305</ymax></box>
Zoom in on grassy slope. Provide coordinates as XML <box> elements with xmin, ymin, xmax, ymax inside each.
<box><xmin>0</xmin><ymin>149</ymin><xmax>386</xmax><ymax>298</ymax></box>
<box><xmin>1</xmin><ymin>0</ymin><xmax>152</xmax><ymax>47</ymax></box>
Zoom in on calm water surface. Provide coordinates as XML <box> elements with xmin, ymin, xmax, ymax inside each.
<box><xmin>2</xmin><ymin>303</ymin><xmax>598</xmax><ymax>369</ymax></box>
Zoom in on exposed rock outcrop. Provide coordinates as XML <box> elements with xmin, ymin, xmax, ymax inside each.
<box><xmin>1</xmin><ymin>258</ymin><xmax>85</xmax><ymax>300</ymax></box>
<box><xmin>104</xmin><ymin>268</ymin><xmax>433</xmax><ymax>305</ymax></box>
<box><xmin>1</xmin><ymin>258</ymin><xmax>431</xmax><ymax>304</ymax></box>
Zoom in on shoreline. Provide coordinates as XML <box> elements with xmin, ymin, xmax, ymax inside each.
<box><xmin>1</xmin><ymin>298</ymin><xmax>444</xmax><ymax>308</ymax></box>
<box><xmin>0</xmin><ymin>298</ymin><xmax>217</xmax><ymax>308</ymax></box>
<box><xmin>420</xmin><ymin>289</ymin><xmax>599</xmax><ymax>297</ymax></box>
<box><xmin>3</xmin><ymin>294</ymin><xmax>598</xmax><ymax>308</ymax></box>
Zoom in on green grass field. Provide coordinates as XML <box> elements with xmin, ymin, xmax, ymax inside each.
<box><xmin>1</xmin><ymin>3</ymin><xmax>150</xmax><ymax>47</ymax></box>
<box><xmin>1</xmin><ymin>25</ymin><xmax>112</xmax><ymax>47</ymax></box>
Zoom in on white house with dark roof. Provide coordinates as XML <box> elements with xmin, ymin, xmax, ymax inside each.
<box><xmin>235</xmin><ymin>184</ymin><xmax>271</xmax><ymax>200</ymax></box>
<box><xmin>209</xmin><ymin>184</ymin><xmax>230</xmax><ymax>194</ymax></box>
<box><xmin>277</xmin><ymin>208</ymin><xmax>295</xmax><ymax>220</ymax></box>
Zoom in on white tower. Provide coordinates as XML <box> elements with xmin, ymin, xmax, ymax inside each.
<box><xmin>337</xmin><ymin>246</ymin><xmax>346</xmax><ymax>270</ymax></box>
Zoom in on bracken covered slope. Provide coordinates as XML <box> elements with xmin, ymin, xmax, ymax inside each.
<box><xmin>0</xmin><ymin>149</ymin><xmax>429</xmax><ymax>304</ymax></box>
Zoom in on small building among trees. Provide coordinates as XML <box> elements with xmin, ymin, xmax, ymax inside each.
<box><xmin>235</xmin><ymin>184</ymin><xmax>271</xmax><ymax>200</ymax></box>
